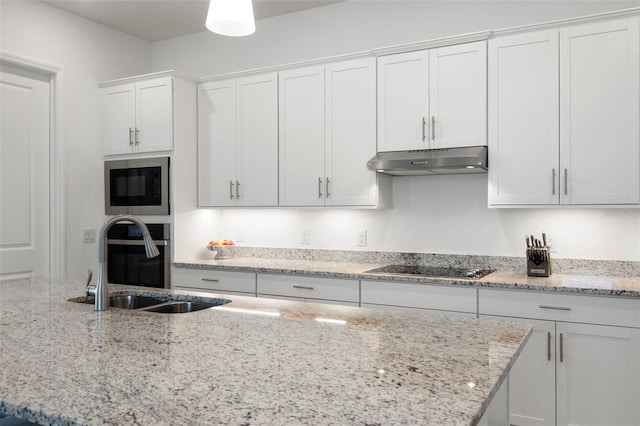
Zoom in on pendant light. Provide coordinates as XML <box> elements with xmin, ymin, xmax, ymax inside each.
<box><xmin>206</xmin><ymin>0</ymin><xmax>256</xmax><ymax>37</ymax></box>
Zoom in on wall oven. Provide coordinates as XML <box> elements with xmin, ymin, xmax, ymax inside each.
<box><xmin>105</xmin><ymin>157</ymin><xmax>170</xmax><ymax>215</ymax></box>
<box><xmin>107</xmin><ymin>223</ymin><xmax>170</xmax><ymax>288</ymax></box>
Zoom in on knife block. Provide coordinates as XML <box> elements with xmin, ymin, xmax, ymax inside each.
<box><xmin>526</xmin><ymin>248</ymin><xmax>552</xmax><ymax>277</ymax></box>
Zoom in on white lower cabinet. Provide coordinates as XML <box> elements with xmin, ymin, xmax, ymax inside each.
<box><xmin>361</xmin><ymin>280</ymin><xmax>477</xmax><ymax>317</ymax></box>
<box><xmin>256</xmin><ymin>274</ymin><xmax>359</xmax><ymax>306</ymax></box>
<box><xmin>172</xmin><ymin>267</ymin><xmax>256</xmax><ymax>296</ymax></box>
<box><xmin>479</xmin><ymin>289</ymin><xmax>640</xmax><ymax>426</ymax></box>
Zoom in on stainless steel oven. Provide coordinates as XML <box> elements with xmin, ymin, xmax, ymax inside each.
<box><xmin>105</xmin><ymin>157</ymin><xmax>170</xmax><ymax>215</ymax></box>
<box><xmin>106</xmin><ymin>223</ymin><xmax>170</xmax><ymax>288</ymax></box>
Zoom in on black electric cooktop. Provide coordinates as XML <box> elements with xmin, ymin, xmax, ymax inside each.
<box><xmin>364</xmin><ymin>265</ymin><xmax>494</xmax><ymax>280</ymax></box>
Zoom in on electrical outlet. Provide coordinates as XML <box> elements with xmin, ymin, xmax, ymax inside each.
<box><xmin>82</xmin><ymin>228</ymin><xmax>96</xmax><ymax>243</ymax></box>
<box><xmin>301</xmin><ymin>229</ymin><xmax>311</xmax><ymax>245</ymax></box>
<box><xmin>357</xmin><ymin>230</ymin><xmax>367</xmax><ymax>247</ymax></box>
<box><xmin>546</xmin><ymin>234</ymin><xmax>557</xmax><ymax>253</ymax></box>
<box><xmin>237</xmin><ymin>229</ymin><xmax>245</xmax><ymax>243</ymax></box>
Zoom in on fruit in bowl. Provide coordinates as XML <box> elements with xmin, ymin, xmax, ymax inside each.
<box><xmin>206</xmin><ymin>240</ymin><xmax>235</xmax><ymax>259</ymax></box>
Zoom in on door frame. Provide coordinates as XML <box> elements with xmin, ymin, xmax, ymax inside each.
<box><xmin>1</xmin><ymin>53</ymin><xmax>65</xmax><ymax>281</ymax></box>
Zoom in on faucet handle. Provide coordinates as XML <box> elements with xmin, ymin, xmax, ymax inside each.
<box><xmin>85</xmin><ymin>269</ymin><xmax>95</xmax><ymax>296</ymax></box>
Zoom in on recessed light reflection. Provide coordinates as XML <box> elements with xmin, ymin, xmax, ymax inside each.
<box><xmin>314</xmin><ymin>317</ymin><xmax>347</xmax><ymax>325</ymax></box>
<box><xmin>467</xmin><ymin>382</ymin><xmax>476</xmax><ymax>389</ymax></box>
<box><xmin>378</xmin><ymin>369</ymin><xmax>386</xmax><ymax>375</ymax></box>
<box><xmin>215</xmin><ymin>307</ymin><xmax>281</xmax><ymax>317</ymax></box>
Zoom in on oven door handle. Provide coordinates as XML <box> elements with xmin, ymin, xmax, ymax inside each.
<box><xmin>106</xmin><ymin>239</ymin><xmax>168</xmax><ymax>246</ymax></box>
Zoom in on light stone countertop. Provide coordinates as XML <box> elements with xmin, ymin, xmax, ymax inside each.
<box><xmin>175</xmin><ymin>257</ymin><xmax>640</xmax><ymax>298</ymax></box>
<box><xmin>0</xmin><ymin>278</ymin><xmax>531</xmax><ymax>426</ymax></box>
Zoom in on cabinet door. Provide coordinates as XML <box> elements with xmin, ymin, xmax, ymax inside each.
<box><xmin>136</xmin><ymin>76</ymin><xmax>174</xmax><ymax>153</ymax></box>
<box><xmin>377</xmin><ymin>50</ymin><xmax>429</xmax><ymax>152</ymax></box>
<box><xmin>197</xmin><ymin>79</ymin><xmax>237</xmax><ymax>207</ymax></box>
<box><xmin>325</xmin><ymin>58</ymin><xmax>378</xmax><ymax>206</ymax></box>
<box><xmin>236</xmin><ymin>73</ymin><xmax>279</xmax><ymax>207</ymax></box>
<box><xmin>102</xmin><ymin>83</ymin><xmax>136</xmax><ymax>155</ymax></box>
<box><xmin>430</xmin><ymin>41</ymin><xmax>487</xmax><ymax>149</ymax></box>
<box><xmin>482</xmin><ymin>315</ymin><xmax>556</xmax><ymax>426</ymax></box>
<box><xmin>279</xmin><ymin>66</ymin><xmax>325</xmax><ymax>206</ymax></box>
<box><xmin>488</xmin><ymin>31</ymin><xmax>560</xmax><ymax>206</ymax></box>
<box><xmin>556</xmin><ymin>322</ymin><xmax>640</xmax><ymax>426</ymax></box>
<box><xmin>559</xmin><ymin>18</ymin><xmax>640</xmax><ymax>204</ymax></box>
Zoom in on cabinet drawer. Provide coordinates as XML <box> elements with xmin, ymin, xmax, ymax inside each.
<box><xmin>257</xmin><ymin>274</ymin><xmax>359</xmax><ymax>303</ymax></box>
<box><xmin>172</xmin><ymin>268</ymin><xmax>256</xmax><ymax>294</ymax></box>
<box><xmin>361</xmin><ymin>280</ymin><xmax>477</xmax><ymax>314</ymax></box>
<box><xmin>479</xmin><ymin>289</ymin><xmax>640</xmax><ymax>328</ymax></box>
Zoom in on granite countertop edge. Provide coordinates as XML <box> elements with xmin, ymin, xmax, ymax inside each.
<box><xmin>174</xmin><ymin>258</ymin><xmax>640</xmax><ymax>298</ymax></box>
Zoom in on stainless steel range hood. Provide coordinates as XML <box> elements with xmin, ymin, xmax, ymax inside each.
<box><xmin>366</xmin><ymin>146</ymin><xmax>488</xmax><ymax>176</ymax></box>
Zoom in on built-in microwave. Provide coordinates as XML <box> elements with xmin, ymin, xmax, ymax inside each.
<box><xmin>104</xmin><ymin>157</ymin><xmax>170</xmax><ymax>215</ymax></box>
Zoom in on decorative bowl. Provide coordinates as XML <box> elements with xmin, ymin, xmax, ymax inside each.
<box><xmin>206</xmin><ymin>245</ymin><xmax>234</xmax><ymax>259</ymax></box>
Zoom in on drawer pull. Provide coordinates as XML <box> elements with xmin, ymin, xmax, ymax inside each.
<box><xmin>201</xmin><ymin>278</ymin><xmax>220</xmax><ymax>283</ymax></box>
<box><xmin>539</xmin><ymin>305</ymin><xmax>571</xmax><ymax>311</ymax></box>
<box><xmin>292</xmin><ymin>285</ymin><xmax>314</xmax><ymax>290</ymax></box>
<box><xmin>560</xmin><ymin>333</ymin><xmax>564</xmax><ymax>363</ymax></box>
<box><xmin>547</xmin><ymin>331</ymin><xmax>551</xmax><ymax>361</ymax></box>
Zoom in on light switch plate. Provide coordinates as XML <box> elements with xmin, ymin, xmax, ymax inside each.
<box><xmin>357</xmin><ymin>230</ymin><xmax>367</xmax><ymax>247</ymax></box>
<box><xmin>82</xmin><ymin>227</ymin><xmax>96</xmax><ymax>243</ymax></box>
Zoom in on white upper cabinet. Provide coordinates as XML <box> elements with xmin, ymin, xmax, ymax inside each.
<box><xmin>279</xmin><ymin>65</ymin><xmax>326</xmax><ymax>206</ymax></box>
<box><xmin>279</xmin><ymin>58</ymin><xmax>388</xmax><ymax>207</ymax></box>
<box><xmin>377</xmin><ymin>41</ymin><xmax>487</xmax><ymax>152</ymax></box>
<box><xmin>101</xmin><ymin>76</ymin><xmax>174</xmax><ymax>155</ymax></box>
<box><xmin>489</xmin><ymin>18</ymin><xmax>640</xmax><ymax>206</ymax></box>
<box><xmin>198</xmin><ymin>73</ymin><xmax>278</xmax><ymax>207</ymax></box>
<box><xmin>430</xmin><ymin>42</ymin><xmax>487</xmax><ymax>149</ymax></box>
<box><xmin>377</xmin><ymin>50</ymin><xmax>430</xmax><ymax>152</ymax></box>
<box><xmin>559</xmin><ymin>18</ymin><xmax>640</xmax><ymax>205</ymax></box>
<box><xmin>488</xmin><ymin>30</ymin><xmax>560</xmax><ymax>205</ymax></box>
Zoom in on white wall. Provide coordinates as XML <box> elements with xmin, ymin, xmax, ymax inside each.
<box><xmin>155</xmin><ymin>0</ymin><xmax>640</xmax><ymax>262</ymax></box>
<box><xmin>0</xmin><ymin>0</ymin><xmax>152</xmax><ymax>280</ymax></box>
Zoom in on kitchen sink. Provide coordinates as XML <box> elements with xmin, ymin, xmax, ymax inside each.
<box><xmin>68</xmin><ymin>294</ymin><xmax>231</xmax><ymax>313</ymax></box>
<box><xmin>140</xmin><ymin>300</ymin><xmax>227</xmax><ymax>314</ymax></box>
<box><xmin>109</xmin><ymin>295</ymin><xmax>168</xmax><ymax>309</ymax></box>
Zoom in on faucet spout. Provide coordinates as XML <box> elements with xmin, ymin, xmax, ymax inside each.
<box><xmin>87</xmin><ymin>215</ymin><xmax>159</xmax><ymax>311</ymax></box>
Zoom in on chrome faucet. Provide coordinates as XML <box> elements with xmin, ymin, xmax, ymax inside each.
<box><xmin>86</xmin><ymin>215</ymin><xmax>160</xmax><ymax>311</ymax></box>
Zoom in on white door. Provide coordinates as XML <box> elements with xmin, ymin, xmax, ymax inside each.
<box><xmin>487</xmin><ymin>30</ymin><xmax>560</xmax><ymax>206</ymax></box>
<box><xmin>556</xmin><ymin>322</ymin><xmax>640</xmax><ymax>426</ymax></box>
<box><xmin>483</xmin><ymin>315</ymin><xmax>556</xmax><ymax>426</ymax></box>
<box><xmin>377</xmin><ymin>50</ymin><xmax>429</xmax><ymax>152</ymax></box>
<box><xmin>237</xmin><ymin>73</ymin><xmax>278</xmax><ymax>207</ymax></box>
<box><xmin>136</xmin><ymin>76</ymin><xmax>173</xmax><ymax>153</ymax></box>
<box><xmin>197</xmin><ymin>79</ymin><xmax>237</xmax><ymax>207</ymax></box>
<box><xmin>429</xmin><ymin>41</ymin><xmax>487</xmax><ymax>149</ymax></box>
<box><xmin>325</xmin><ymin>58</ymin><xmax>377</xmax><ymax>206</ymax></box>
<box><xmin>101</xmin><ymin>82</ymin><xmax>135</xmax><ymax>155</ymax></box>
<box><xmin>0</xmin><ymin>66</ymin><xmax>50</xmax><ymax>279</ymax></box>
<box><xmin>559</xmin><ymin>18</ymin><xmax>640</xmax><ymax>204</ymax></box>
<box><xmin>278</xmin><ymin>66</ymin><xmax>325</xmax><ymax>207</ymax></box>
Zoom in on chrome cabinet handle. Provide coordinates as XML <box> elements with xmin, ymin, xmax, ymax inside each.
<box><xmin>318</xmin><ymin>177</ymin><xmax>323</xmax><ymax>198</ymax></box>
<box><xmin>539</xmin><ymin>305</ymin><xmax>571</xmax><ymax>311</ymax></box>
<box><xmin>229</xmin><ymin>180</ymin><xmax>234</xmax><ymax>199</ymax></box>
<box><xmin>560</xmin><ymin>333</ymin><xmax>564</xmax><ymax>363</ymax></box>
<box><xmin>552</xmin><ymin>169</ymin><xmax>556</xmax><ymax>195</ymax></box>
<box><xmin>201</xmin><ymin>278</ymin><xmax>220</xmax><ymax>283</ymax></box>
<box><xmin>564</xmin><ymin>169</ymin><xmax>568</xmax><ymax>196</ymax></box>
<box><xmin>326</xmin><ymin>178</ymin><xmax>330</xmax><ymax>198</ymax></box>
<box><xmin>547</xmin><ymin>331</ymin><xmax>551</xmax><ymax>361</ymax></box>
<box><xmin>293</xmin><ymin>285</ymin><xmax>314</xmax><ymax>290</ymax></box>
<box><xmin>135</xmin><ymin>127</ymin><xmax>140</xmax><ymax>146</ymax></box>
<box><xmin>236</xmin><ymin>180</ymin><xmax>240</xmax><ymax>199</ymax></box>
<box><xmin>431</xmin><ymin>116</ymin><xmax>436</xmax><ymax>140</ymax></box>
<box><xmin>129</xmin><ymin>128</ymin><xmax>134</xmax><ymax>146</ymax></box>
<box><xmin>422</xmin><ymin>117</ymin><xmax>426</xmax><ymax>141</ymax></box>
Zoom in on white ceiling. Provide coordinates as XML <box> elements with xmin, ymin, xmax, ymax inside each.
<box><xmin>39</xmin><ymin>0</ymin><xmax>344</xmax><ymax>42</ymax></box>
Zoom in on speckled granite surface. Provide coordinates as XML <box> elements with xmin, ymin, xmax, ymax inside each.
<box><xmin>0</xmin><ymin>278</ymin><xmax>531</xmax><ymax>426</ymax></box>
<box><xmin>177</xmin><ymin>248</ymin><xmax>640</xmax><ymax>297</ymax></box>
